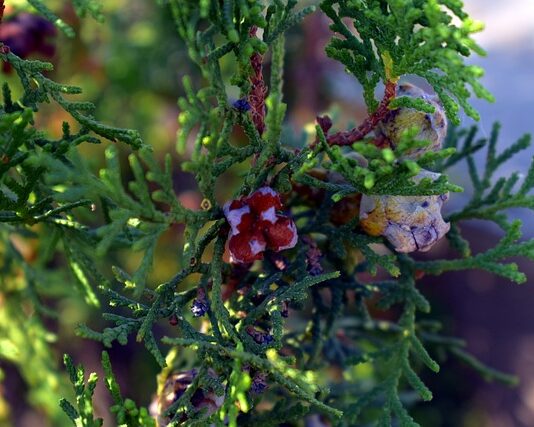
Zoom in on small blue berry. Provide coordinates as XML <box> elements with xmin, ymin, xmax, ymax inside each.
<box><xmin>263</xmin><ymin>334</ymin><xmax>274</xmax><ymax>344</ymax></box>
<box><xmin>246</xmin><ymin>326</ymin><xmax>274</xmax><ymax>344</ymax></box>
<box><xmin>191</xmin><ymin>288</ymin><xmax>209</xmax><ymax>317</ymax></box>
<box><xmin>232</xmin><ymin>98</ymin><xmax>251</xmax><ymax>112</ymax></box>
<box><xmin>251</xmin><ymin>373</ymin><xmax>268</xmax><ymax>394</ymax></box>
<box><xmin>191</xmin><ymin>298</ymin><xmax>209</xmax><ymax>317</ymax></box>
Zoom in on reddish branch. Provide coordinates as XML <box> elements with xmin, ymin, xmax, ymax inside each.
<box><xmin>324</xmin><ymin>80</ymin><xmax>397</xmax><ymax>146</ymax></box>
<box><xmin>248</xmin><ymin>26</ymin><xmax>267</xmax><ymax>136</ymax></box>
<box><xmin>0</xmin><ymin>1</ymin><xmax>8</xmax><ymax>55</ymax></box>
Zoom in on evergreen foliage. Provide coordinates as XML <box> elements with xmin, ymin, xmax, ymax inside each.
<box><xmin>60</xmin><ymin>352</ymin><xmax>155</xmax><ymax>426</ymax></box>
<box><xmin>321</xmin><ymin>0</ymin><xmax>494</xmax><ymax>124</ymax></box>
<box><xmin>1</xmin><ymin>0</ymin><xmax>533</xmax><ymax>426</ymax></box>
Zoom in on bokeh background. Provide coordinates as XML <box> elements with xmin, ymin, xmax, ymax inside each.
<box><xmin>1</xmin><ymin>0</ymin><xmax>533</xmax><ymax>426</ymax></box>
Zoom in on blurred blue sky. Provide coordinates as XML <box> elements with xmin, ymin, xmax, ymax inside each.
<box><xmin>456</xmin><ymin>1</ymin><xmax>534</xmax><ymax>231</ymax></box>
<box><xmin>464</xmin><ymin>0</ymin><xmax>534</xmax><ymax>168</ymax></box>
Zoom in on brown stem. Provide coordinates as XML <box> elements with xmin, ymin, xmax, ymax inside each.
<box><xmin>248</xmin><ymin>26</ymin><xmax>267</xmax><ymax>136</ymax></box>
<box><xmin>326</xmin><ymin>80</ymin><xmax>397</xmax><ymax>147</ymax></box>
<box><xmin>0</xmin><ymin>1</ymin><xmax>10</xmax><ymax>56</ymax></box>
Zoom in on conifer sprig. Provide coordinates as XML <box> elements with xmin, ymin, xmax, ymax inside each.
<box><xmin>60</xmin><ymin>352</ymin><xmax>155</xmax><ymax>426</ymax></box>
<box><xmin>321</xmin><ymin>0</ymin><xmax>494</xmax><ymax>124</ymax></box>
<box><xmin>1</xmin><ymin>1</ymin><xmax>533</xmax><ymax>426</ymax></box>
<box><xmin>1</xmin><ymin>52</ymin><xmax>144</xmax><ymax>148</ymax></box>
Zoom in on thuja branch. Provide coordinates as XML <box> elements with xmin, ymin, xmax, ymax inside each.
<box><xmin>321</xmin><ymin>0</ymin><xmax>494</xmax><ymax>124</ymax></box>
<box><xmin>325</xmin><ymin>80</ymin><xmax>397</xmax><ymax>146</ymax></box>
<box><xmin>161</xmin><ymin>337</ymin><xmax>343</xmax><ymax>419</ymax></box>
<box><xmin>2</xmin><ymin>1</ymin><xmax>531</xmax><ymax>426</ymax></box>
<box><xmin>415</xmin><ymin>222</ymin><xmax>534</xmax><ymax>284</ymax></box>
<box><xmin>1</xmin><ymin>51</ymin><xmax>143</xmax><ymax>148</ymax></box>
